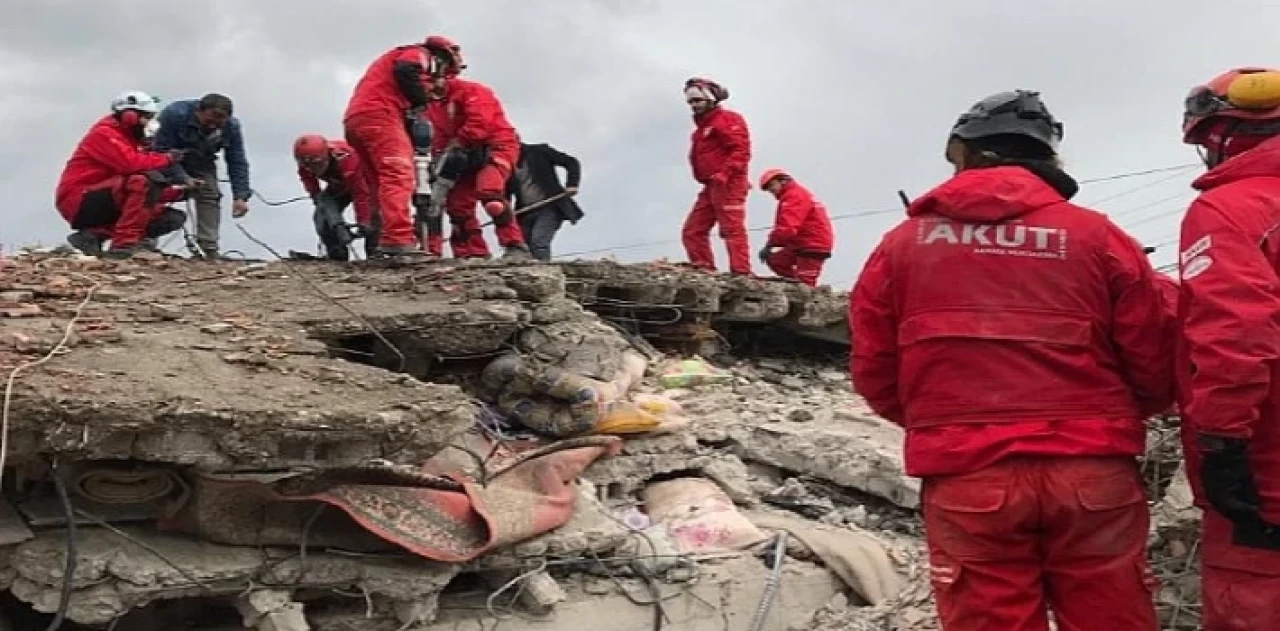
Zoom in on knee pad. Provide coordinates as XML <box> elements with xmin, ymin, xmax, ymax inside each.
<box><xmin>145</xmin><ymin>207</ymin><xmax>186</xmax><ymax>238</ymax></box>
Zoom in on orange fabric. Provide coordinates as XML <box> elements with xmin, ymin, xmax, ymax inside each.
<box><xmin>924</xmin><ymin>456</ymin><xmax>1158</xmax><ymax>631</ymax></box>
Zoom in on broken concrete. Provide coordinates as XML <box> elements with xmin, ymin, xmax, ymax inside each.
<box><xmin>1</xmin><ymin>248</ymin><xmax>1207</xmax><ymax>630</ymax></box>
<box><xmin>8</xmin><ymin>527</ymin><xmax>457</xmax><ymax>626</ymax></box>
<box><xmin>413</xmin><ymin>555</ymin><xmax>844</xmax><ymax>631</ymax></box>
<box><xmin>558</xmin><ymin>259</ymin><xmax>851</xmax><ymax>344</ymax></box>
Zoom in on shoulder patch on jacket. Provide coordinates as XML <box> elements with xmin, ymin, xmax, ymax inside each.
<box><xmin>1180</xmin><ymin>234</ymin><xmax>1211</xmax><ymax>264</ymax></box>
<box><xmin>1181</xmin><ymin>254</ymin><xmax>1213</xmax><ymax>280</ymax></box>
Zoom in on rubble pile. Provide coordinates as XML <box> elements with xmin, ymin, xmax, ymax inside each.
<box><xmin>0</xmin><ymin>250</ymin><xmax>1202</xmax><ymax>629</ymax></box>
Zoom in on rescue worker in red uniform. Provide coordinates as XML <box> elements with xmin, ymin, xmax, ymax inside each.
<box><xmin>422</xmin><ymin>39</ymin><xmax>530</xmax><ymax>260</ymax></box>
<box><xmin>54</xmin><ymin>91</ymin><xmax>189</xmax><ymax>258</ymax></box>
<box><xmin>756</xmin><ymin>168</ymin><xmax>834</xmax><ymax>286</ymax></box>
<box><xmin>682</xmin><ymin>77</ymin><xmax>752</xmax><ymax>276</ymax></box>
<box><xmin>1176</xmin><ymin>67</ymin><xmax>1280</xmax><ymax>630</ymax></box>
<box><xmin>343</xmin><ymin>35</ymin><xmax>448</xmax><ymax>259</ymax></box>
<box><xmin>849</xmin><ymin>90</ymin><xmax>1173</xmax><ymax>631</ymax></box>
<box><xmin>292</xmin><ymin>134</ymin><xmax>378</xmax><ymax>261</ymax></box>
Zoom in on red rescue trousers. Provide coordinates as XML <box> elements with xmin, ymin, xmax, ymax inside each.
<box><xmin>343</xmin><ymin>111</ymin><xmax>416</xmax><ymax>249</ymax></box>
<box><xmin>59</xmin><ymin>175</ymin><xmax>184</xmax><ymax>248</ymax></box>
<box><xmin>1200</xmin><ymin>511</ymin><xmax>1280</xmax><ymax>630</ymax></box>
<box><xmin>682</xmin><ymin>176</ymin><xmax>751</xmax><ymax>275</ymax></box>
<box><xmin>765</xmin><ymin>248</ymin><xmax>828</xmax><ymax>287</ymax></box>
<box><xmin>923</xmin><ymin>456</ymin><xmax>1158</xmax><ymax>631</ymax></box>
<box><xmin>445</xmin><ymin>142</ymin><xmax>524</xmax><ymax>257</ymax></box>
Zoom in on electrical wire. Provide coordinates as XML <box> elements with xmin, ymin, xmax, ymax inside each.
<box><xmin>553</xmin><ymin>164</ymin><xmax>1204</xmax><ymax>261</ymax></box>
<box><xmin>0</xmin><ymin>282</ymin><xmax>100</xmax><ymax>489</ymax></box>
<box><xmin>43</xmin><ymin>458</ymin><xmax>75</xmax><ymax>631</ymax></box>
<box><xmin>232</xmin><ymin>221</ymin><xmax>408</xmax><ymax>372</ymax></box>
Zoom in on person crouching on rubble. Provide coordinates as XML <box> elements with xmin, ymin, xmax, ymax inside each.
<box><xmin>423</xmin><ymin>36</ymin><xmax>531</xmax><ymax>260</ymax></box>
<box><xmin>756</xmin><ymin>168</ymin><xmax>833</xmax><ymax>286</ymax></box>
<box><xmin>55</xmin><ymin>91</ymin><xmax>190</xmax><ymax>258</ymax></box>
<box><xmin>682</xmin><ymin>77</ymin><xmax>753</xmax><ymax>276</ymax></box>
<box><xmin>1176</xmin><ymin>67</ymin><xmax>1280</xmax><ymax>630</ymax></box>
<box><xmin>849</xmin><ymin>90</ymin><xmax>1174</xmax><ymax>631</ymax></box>
<box><xmin>292</xmin><ymin>134</ymin><xmax>379</xmax><ymax>261</ymax></box>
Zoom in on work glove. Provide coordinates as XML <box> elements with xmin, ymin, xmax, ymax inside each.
<box><xmin>355</xmin><ymin>224</ymin><xmax>376</xmax><ymax>240</ymax></box>
<box><xmin>758</xmin><ymin>245</ymin><xmax>778</xmax><ymax>264</ymax></box>
<box><xmin>165</xmin><ymin>148</ymin><xmax>190</xmax><ymax>163</ymax></box>
<box><xmin>143</xmin><ymin>170</ymin><xmax>170</xmax><ymax>185</ymax></box>
<box><xmin>1199</xmin><ymin>434</ymin><xmax>1263</xmax><ymax>525</ymax></box>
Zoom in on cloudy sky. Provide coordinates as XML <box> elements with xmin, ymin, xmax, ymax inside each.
<box><xmin>5</xmin><ymin>0</ymin><xmax>1278</xmax><ymax>287</ymax></box>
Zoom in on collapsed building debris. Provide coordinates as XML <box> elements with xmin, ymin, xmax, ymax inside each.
<box><xmin>0</xmin><ymin>250</ymin><xmax>1204</xmax><ymax>629</ymax></box>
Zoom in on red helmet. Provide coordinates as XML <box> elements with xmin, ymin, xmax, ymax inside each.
<box><xmin>293</xmin><ymin>134</ymin><xmax>330</xmax><ymax>171</ymax></box>
<box><xmin>758</xmin><ymin>168</ymin><xmax>788</xmax><ymax>190</ymax></box>
<box><xmin>424</xmin><ymin>35</ymin><xmax>466</xmax><ymax>77</ymax></box>
<box><xmin>684</xmin><ymin>77</ymin><xmax>729</xmax><ymax>103</ymax></box>
<box><xmin>1182</xmin><ymin>67</ymin><xmax>1280</xmax><ymax>145</ymax></box>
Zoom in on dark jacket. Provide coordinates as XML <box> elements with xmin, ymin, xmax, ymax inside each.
<box><xmin>151</xmin><ymin>99</ymin><xmax>252</xmax><ymax>201</ymax></box>
<box><xmin>505</xmin><ymin>143</ymin><xmax>584</xmax><ymax>223</ymax></box>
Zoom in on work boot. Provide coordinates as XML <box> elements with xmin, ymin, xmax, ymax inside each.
<box><xmin>501</xmin><ymin>243</ymin><xmax>533</xmax><ymax>261</ymax></box>
<box><xmin>103</xmin><ymin>242</ymin><xmax>160</xmax><ymax>260</ymax></box>
<box><xmin>66</xmin><ymin>230</ymin><xmax>104</xmax><ymax>256</ymax></box>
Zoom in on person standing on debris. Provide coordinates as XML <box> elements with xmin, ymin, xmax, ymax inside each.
<box><xmin>504</xmin><ymin>142</ymin><xmax>583</xmax><ymax>261</ymax></box>
<box><xmin>1175</xmin><ymin>67</ymin><xmax>1280</xmax><ymax>630</ymax></box>
<box><xmin>55</xmin><ymin>91</ymin><xmax>190</xmax><ymax>258</ymax></box>
<box><xmin>342</xmin><ymin>35</ymin><xmax>450</xmax><ymax>260</ymax></box>
<box><xmin>424</xmin><ymin>37</ymin><xmax>531</xmax><ymax>260</ymax></box>
<box><xmin>682</xmin><ymin>77</ymin><xmax>752</xmax><ymax>276</ymax></box>
<box><xmin>849</xmin><ymin>90</ymin><xmax>1174</xmax><ymax>631</ymax></box>
<box><xmin>292</xmin><ymin>134</ymin><xmax>379</xmax><ymax>261</ymax></box>
<box><xmin>756</xmin><ymin>168</ymin><xmax>833</xmax><ymax>286</ymax></box>
<box><xmin>151</xmin><ymin>93</ymin><xmax>252</xmax><ymax>258</ymax></box>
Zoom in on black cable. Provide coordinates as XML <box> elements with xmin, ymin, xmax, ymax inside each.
<box><xmin>215</xmin><ymin>178</ymin><xmax>309</xmax><ymax>206</ymax></box>
<box><xmin>44</xmin><ymin>458</ymin><xmax>75</xmax><ymax>631</ymax></box>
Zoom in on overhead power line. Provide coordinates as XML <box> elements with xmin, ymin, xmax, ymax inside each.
<box><xmin>556</xmin><ymin>163</ymin><xmax>1203</xmax><ymax>260</ymax></box>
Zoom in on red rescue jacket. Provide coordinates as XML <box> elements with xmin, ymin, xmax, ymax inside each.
<box><xmin>688</xmin><ymin>106</ymin><xmax>750</xmax><ymax>185</ymax></box>
<box><xmin>850</xmin><ymin>166</ymin><xmax>1174</xmax><ymax>477</ymax></box>
<box><xmin>54</xmin><ymin>115</ymin><xmax>173</xmax><ymax>217</ymax></box>
<box><xmin>425</xmin><ymin>78</ymin><xmax>519</xmax><ymax>159</ymax></box>
<box><xmin>767</xmin><ymin>180</ymin><xmax>834</xmax><ymax>254</ymax></box>
<box><xmin>343</xmin><ymin>45</ymin><xmax>432</xmax><ymax>123</ymax></box>
<box><xmin>296</xmin><ymin>139</ymin><xmax>377</xmax><ymax>226</ymax></box>
<box><xmin>1176</xmin><ymin>134</ymin><xmax>1280</xmax><ymax>527</ymax></box>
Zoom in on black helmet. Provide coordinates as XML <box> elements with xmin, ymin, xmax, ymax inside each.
<box><xmin>950</xmin><ymin>90</ymin><xmax>1064</xmax><ymax>153</ymax></box>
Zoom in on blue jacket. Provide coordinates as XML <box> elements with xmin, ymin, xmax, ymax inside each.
<box><xmin>151</xmin><ymin>99</ymin><xmax>252</xmax><ymax>201</ymax></box>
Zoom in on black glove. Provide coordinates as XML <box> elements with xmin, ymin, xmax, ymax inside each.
<box><xmin>758</xmin><ymin>245</ymin><xmax>776</xmax><ymax>264</ymax></box>
<box><xmin>1199</xmin><ymin>434</ymin><xmax>1263</xmax><ymax>525</ymax></box>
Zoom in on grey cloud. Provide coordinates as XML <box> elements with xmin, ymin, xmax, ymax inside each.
<box><xmin>5</xmin><ymin>0</ymin><xmax>1280</xmax><ymax>282</ymax></box>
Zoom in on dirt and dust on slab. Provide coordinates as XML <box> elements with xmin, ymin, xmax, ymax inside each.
<box><xmin>0</xmin><ymin>248</ymin><xmax>1198</xmax><ymax>629</ymax></box>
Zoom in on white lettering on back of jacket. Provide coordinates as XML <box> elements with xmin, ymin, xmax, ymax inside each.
<box><xmin>915</xmin><ymin>220</ymin><xmax>1068</xmax><ymax>260</ymax></box>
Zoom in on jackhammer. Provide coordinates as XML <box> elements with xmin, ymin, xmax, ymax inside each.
<box><xmin>407</xmin><ymin>110</ymin><xmax>441</xmax><ymax>253</ymax></box>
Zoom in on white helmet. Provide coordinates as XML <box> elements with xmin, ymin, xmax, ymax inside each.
<box><xmin>110</xmin><ymin>91</ymin><xmax>161</xmax><ymax>115</ymax></box>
